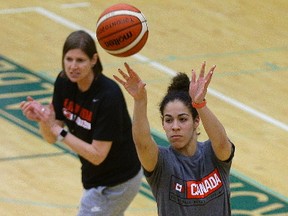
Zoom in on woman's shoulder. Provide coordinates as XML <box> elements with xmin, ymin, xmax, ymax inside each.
<box><xmin>54</xmin><ymin>71</ymin><xmax>69</xmax><ymax>85</ymax></box>
<box><xmin>98</xmin><ymin>74</ymin><xmax>123</xmax><ymax>95</ymax></box>
<box><xmin>197</xmin><ymin>140</ymin><xmax>214</xmax><ymax>154</ymax></box>
<box><xmin>158</xmin><ymin>146</ymin><xmax>177</xmax><ymax>160</ymax></box>
<box><xmin>54</xmin><ymin>72</ymin><xmax>76</xmax><ymax>95</ymax></box>
<box><xmin>100</xmin><ymin>74</ymin><xmax>119</xmax><ymax>87</ymax></box>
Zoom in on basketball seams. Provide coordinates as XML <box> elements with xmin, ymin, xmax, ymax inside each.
<box><xmin>96</xmin><ymin>10</ymin><xmax>146</xmax><ymax>28</ymax></box>
<box><xmin>104</xmin><ymin>20</ymin><xmax>148</xmax><ymax>55</ymax></box>
<box><xmin>97</xmin><ymin>21</ymin><xmax>142</xmax><ymax>41</ymax></box>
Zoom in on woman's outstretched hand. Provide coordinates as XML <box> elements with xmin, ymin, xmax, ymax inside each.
<box><xmin>113</xmin><ymin>62</ymin><xmax>147</xmax><ymax>101</ymax></box>
<box><xmin>189</xmin><ymin>61</ymin><xmax>216</xmax><ymax>103</ymax></box>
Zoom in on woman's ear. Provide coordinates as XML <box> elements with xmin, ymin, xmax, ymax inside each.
<box><xmin>194</xmin><ymin>116</ymin><xmax>201</xmax><ymax>128</ymax></box>
<box><xmin>161</xmin><ymin>117</ymin><xmax>164</xmax><ymax>127</ymax></box>
<box><xmin>92</xmin><ymin>53</ymin><xmax>98</xmax><ymax>66</ymax></box>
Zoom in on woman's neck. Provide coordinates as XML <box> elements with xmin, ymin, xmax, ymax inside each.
<box><xmin>175</xmin><ymin>132</ymin><xmax>198</xmax><ymax>157</ymax></box>
<box><xmin>77</xmin><ymin>72</ymin><xmax>95</xmax><ymax>92</ymax></box>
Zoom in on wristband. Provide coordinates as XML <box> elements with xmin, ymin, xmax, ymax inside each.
<box><xmin>57</xmin><ymin>129</ymin><xmax>68</xmax><ymax>141</ymax></box>
<box><xmin>192</xmin><ymin>99</ymin><xmax>206</xmax><ymax>109</ymax></box>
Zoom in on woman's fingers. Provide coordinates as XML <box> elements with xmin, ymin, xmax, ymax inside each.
<box><xmin>113</xmin><ymin>74</ymin><xmax>125</xmax><ymax>86</ymax></box>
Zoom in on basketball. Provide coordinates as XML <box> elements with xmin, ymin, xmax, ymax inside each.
<box><xmin>96</xmin><ymin>3</ymin><xmax>149</xmax><ymax>57</ymax></box>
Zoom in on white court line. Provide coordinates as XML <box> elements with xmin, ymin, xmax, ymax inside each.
<box><xmin>1</xmin><ymin>6</ymin><xmax>288</xmax><ymax>132</ymax></box>
<box><xmin>61</xmin><ymin>2</ymin><xmax>90</xmax><ymax>9</ymax></box>
<box><xmin>207</xmin><ymin>89</ymin><xmax>288</xmax><ymax>131</ymax></box>
<box><xmin>0</xmin><ymin>7</ymin><xmax>36</xmax><ymax>14</ymax></box>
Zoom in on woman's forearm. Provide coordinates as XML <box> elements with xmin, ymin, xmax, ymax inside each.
<box><xmin>132</xmin><ymin>99</ymin><xmax>151</xmax><ymax>145</ymax></box>
<box><xmin>39</xmin><ymin>121</ymin><xmax>57</xmax><ymax>143</ymax></box>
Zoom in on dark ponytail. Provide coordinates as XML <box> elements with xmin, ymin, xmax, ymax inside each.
<box><xmin>159</xmin><ymin>72</ymin><xmax>198</xmax><ymax>119</ymax></box>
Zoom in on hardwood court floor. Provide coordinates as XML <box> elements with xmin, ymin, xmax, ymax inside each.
<box><xmin>0</xmin><ymin>0</ymin><xmax>287</xmax><ymax>215</ymax></box>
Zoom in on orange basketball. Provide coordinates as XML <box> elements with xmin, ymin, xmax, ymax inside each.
<box><xmin>96</xmin><ymin>3</ymin><xmax>149</xmax><ymax>57</ymax></box>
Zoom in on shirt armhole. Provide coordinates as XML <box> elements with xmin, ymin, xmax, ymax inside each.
<box><xmin>222</xmin><ymin>142</ymin><xmax>235</xmax><ymax>163</ymax></box>
<box><xmin>143</xmin><ymin>166</ymin><xmax>154</xmax><ymax>177</ymax></box>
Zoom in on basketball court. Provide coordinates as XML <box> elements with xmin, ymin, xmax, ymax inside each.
<box><xmin>1</xmin><ymin>1</ymin><xmax>287</xmax><ymax>215</ymax></box>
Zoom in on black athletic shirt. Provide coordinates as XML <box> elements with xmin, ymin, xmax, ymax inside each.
<box><xmin>53</xmin><ymin>72</ymin><xmax>141</xmax><ymax>189</ymax></box>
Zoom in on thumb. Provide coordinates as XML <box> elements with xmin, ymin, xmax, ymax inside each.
<box><xmin>49</xmin><ymin>103</ymin><xmax>54</xmax><ymax>112</ymax></box>
<box><xmin>27</xmin><ymin>96</ymin><xmax>34</xmax><ymax>101</ymax></box>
